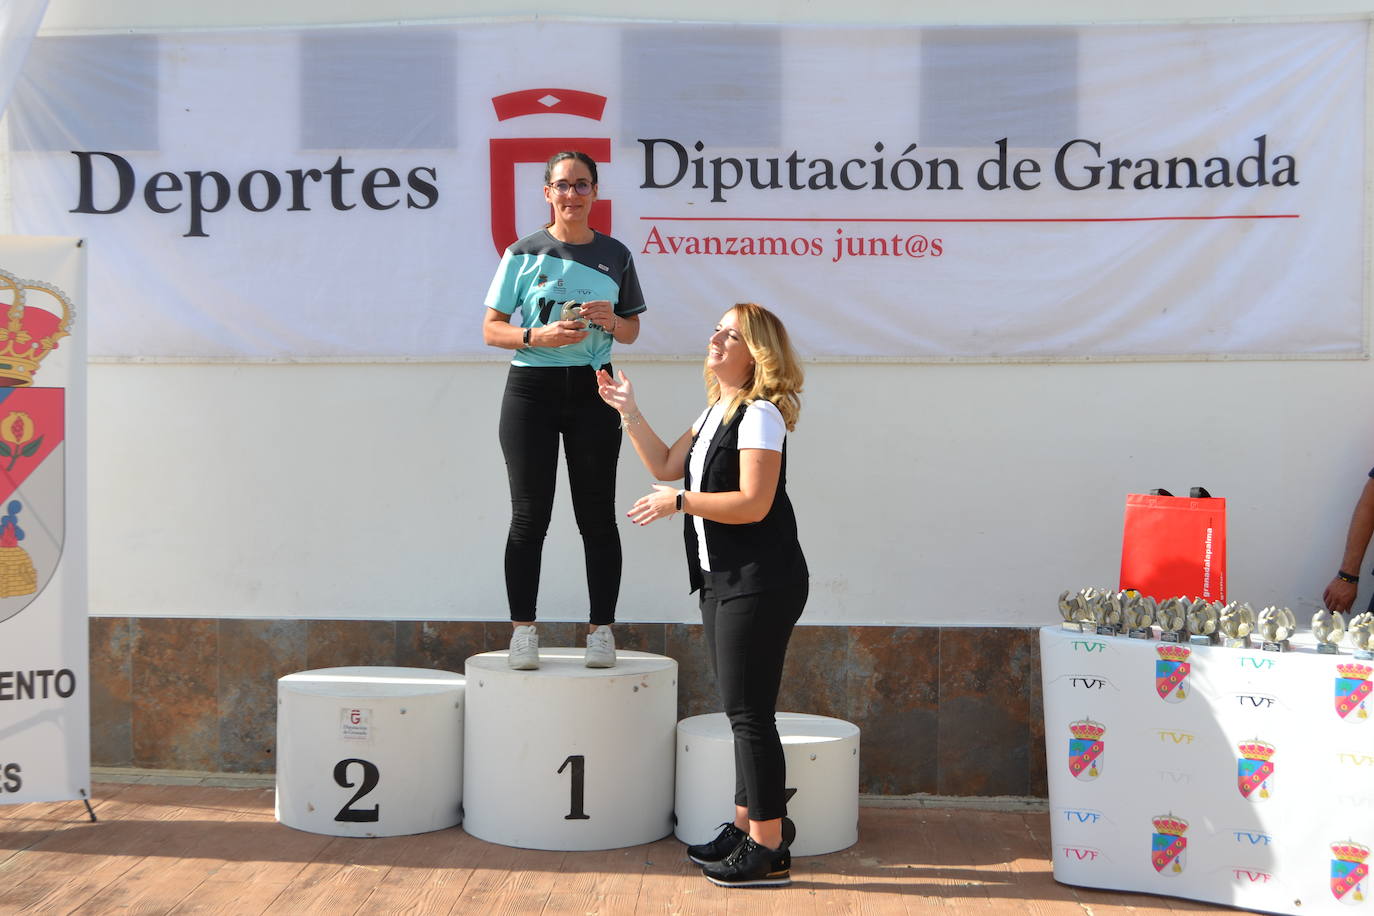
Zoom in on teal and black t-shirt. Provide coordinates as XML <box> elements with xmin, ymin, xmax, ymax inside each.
<box><xmin>484</xmin><ymin>229</ymin><xmax>647</xmax><ymax>368</ymax></box>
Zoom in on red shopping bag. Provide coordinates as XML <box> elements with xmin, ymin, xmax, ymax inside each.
<box><xmin>1119</xmin><ymin>488</ymin><xmax>1226</xmax><ymax>602</ymax></box>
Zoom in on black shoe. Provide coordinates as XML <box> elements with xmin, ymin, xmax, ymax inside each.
<box><xmin>686</xmin><ymin>822</ymin><xmax>747</xmax><ymax>866</ymax></box>
<box><xmin>702</xmin><ymin>836</ymin><xmax>791</xmax><ymax>888</ymax></box>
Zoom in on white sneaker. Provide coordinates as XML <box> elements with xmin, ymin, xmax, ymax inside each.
<box><xmin>509</xmin><ymin>625</ymin><xmax>539</xmax><ymax>669</ymax></box>
<box><xmin>585</xmin><ymin>626</ymin><xmax>616</xmax><ymax>668</ymax></box>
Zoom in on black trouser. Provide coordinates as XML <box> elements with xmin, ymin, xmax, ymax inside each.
<box><xmin>499</xmin><ymin>364</ymin><xmax>622</xmax><ymax>625</ymax></box>
<box><xmin>700</xmin><ymin>579</ymin><xmax>808</xmax><ymax>822</ymax></box>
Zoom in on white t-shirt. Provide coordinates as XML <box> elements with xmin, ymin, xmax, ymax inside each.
<box><xmin>686</xmin><ymin>399</ymin><xmax>786</xmax><ymax>572</ymax></box>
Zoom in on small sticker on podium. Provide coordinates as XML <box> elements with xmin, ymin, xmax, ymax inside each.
<box><xmin>340</xmin><ymin>707</ymin><xmax>372</xmax><ymax>742</ymax></box>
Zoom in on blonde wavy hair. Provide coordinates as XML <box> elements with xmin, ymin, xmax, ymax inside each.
<box><xmin>705</xmin><ymin>302</ymin><xmax>804</xmax><ymax>431</ymax></box>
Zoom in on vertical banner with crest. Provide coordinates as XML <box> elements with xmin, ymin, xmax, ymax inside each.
<box><xmin>0</xmin><ymin>236</ymin><xmax>86</xmax><ymax>806</ymax></box>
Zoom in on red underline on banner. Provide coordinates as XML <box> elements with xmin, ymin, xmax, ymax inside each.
<box><xmin>638</xmin><ymin>214</ymin><xmax>1300</xmax><ymax>223</ymax></box>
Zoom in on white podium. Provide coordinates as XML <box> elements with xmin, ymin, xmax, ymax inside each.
<box><xmin>463</xmin><ymin>649</ymin><xmax>677</xmax><ymax>850</ymax></box>
<box><xmin>275</xmin><ymin>666</ymin><xmax>466</xmax><ymax>838</ymax></box>
<box><xmin>675</xmin><ymin>711</ymin><xmax>860</xmax><ymax>856</ymax></box>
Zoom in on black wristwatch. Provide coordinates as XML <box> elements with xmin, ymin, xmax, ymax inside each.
<box><xmin>675</xmin><ymin>489</ymin><xmax>684</xmax><ymax>512</ymax></box>
<box><xmin>522</xmin><ymin>327</ymin><xmax>532</xmax><ymax>348</ymax></box>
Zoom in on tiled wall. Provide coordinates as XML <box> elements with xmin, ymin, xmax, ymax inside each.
<box><xmin>89</xmin><ymin>618</ymin><xmax>1048</xmax><ymax>798</ymax></box>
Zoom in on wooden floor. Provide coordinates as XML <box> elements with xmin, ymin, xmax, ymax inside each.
<box><xmin>0</xmin><ymin>781</ymin><xmax>1235</xmax><ymax>915</ymax></box>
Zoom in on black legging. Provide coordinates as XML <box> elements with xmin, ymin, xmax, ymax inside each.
<box><xmin>499</xmin><ymin>364</ymin><xmax>622</xmax><ymax>625</ymax></box>
<box><xmin>700</xmin><ymin>580</ymin><xmax>808</xmax><ymax>821</ymax></box>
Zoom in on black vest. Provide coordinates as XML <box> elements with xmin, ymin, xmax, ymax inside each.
<box><xmin>683</xmin><ymin>404</ymin><xmax>808</xmax><ymax>599</ymax></box>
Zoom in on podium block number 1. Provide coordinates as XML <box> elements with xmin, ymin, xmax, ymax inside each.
<box><xmin>557</xmin><ymin>755</ymin><xmax>590</xmax><ymax>820</ymax></box>
<box><xmin>333</xmin><ymin>758</ymin><xmax>381</xmax><ymax>823</ymax></box>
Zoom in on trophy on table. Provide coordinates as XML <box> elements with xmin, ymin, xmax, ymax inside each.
<box><xmin>1123</xmin><ymin>592</ymin><xmax>1157</xmax><ymax>640</ymax></box>
<box><xmin>1312</xmin><ymin>609</ymin><xmax>1347</xmax><ymax>656</ymax></box>
<box><xmin>1158</xmin><ymin>597</ymin><xmax>1189</xmax><ymax>643</ymax></box>
<box><xmin>1092</xmin><ymin>590</ymin><xmax>1125</xmax><ymax>636</ymax></box>
<box><xmin>1186</xmin><ymin>598</ymin><xmax>1220</xmax><ymax>646</ymax></box>
<box><xmin>1348</xmin><ymin>612</ymin><xmax>1374</xmax><ymax>660</ymax></box>
<box><xmin>1218</xmin><ymin>601</ymin><xmax>1256</xmax><ymax>649</ymax></box>
<box><xmin>1059</xmin><ymin>589</ymin><xmax>1089</xmax><ymax>632</ymax></box>
<box><xmin>1257</xmin><ymin>605</ymin><xmax>1296</xmax><ymax>652</ymax></box>
<box><xmin>1059</xmin><ymin>587</ymin><xmax>1116</xmax><ymax>633</ymax></box>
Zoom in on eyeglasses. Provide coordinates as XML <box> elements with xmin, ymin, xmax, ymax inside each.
<box><xmin>547</xmin><ymin>180</ymin><xmax>594</xmax><ymax>196</ymax></box>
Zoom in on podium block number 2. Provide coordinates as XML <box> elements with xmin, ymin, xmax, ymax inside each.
<box><xmin>333</xmin><ymin>758</ymin><xmax>381</xmax><ymax>823</ymax></box>
<box><xmin>557</xmin><ymin>754</ymin><xmax>590</xmax><ymax>820</ymax></box>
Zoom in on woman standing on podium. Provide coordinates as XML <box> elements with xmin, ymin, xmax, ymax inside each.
<box><xmin>482</xmin><ymin>151</ymin><xmax>646</xmax><ymax>671</ymax></box>
<box><xmin>597</xmin><ymin>303</ymin><xmax>807</xmax><ymax>889</ymax></box>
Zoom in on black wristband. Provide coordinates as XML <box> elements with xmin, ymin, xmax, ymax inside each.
<box><xmin>676</xmin><ymin>489</ymin><xmax>684</xmax><ymax>512</ymax></box>
<box><xmin>1337</xmin><ymin>570</ymin><xmax>1360</xmax><ymax>584</ymax></box>
<box><xmin>522</xmin><ymin>327</ymin><xmax>532</xmax><ymax>347</ymax></box>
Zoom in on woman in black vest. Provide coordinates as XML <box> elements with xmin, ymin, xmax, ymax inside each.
<box><xmin>596</xmin><ymin>303</ymin><xmax>807</xmax><ymax>888</ymax></box>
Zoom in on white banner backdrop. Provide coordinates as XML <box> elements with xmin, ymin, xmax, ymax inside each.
<box><xmin>1042</xmin><ymin>627</ymin><xmax>1374</xmax><ymax>915</ymax></box>
<box><xmin>2</xmin><ymin>20</ymin><xmax>1367</xmax><ymax>361</ymax></box>
<box><xmin>0</xmin><ymin>0</ymin><xmax>47</xmax><ymax>115</ymax></box>
<box><xmin>0</xmin><ymin>235</ymin><xmax>87</xmax><ymax>806</ymax></box>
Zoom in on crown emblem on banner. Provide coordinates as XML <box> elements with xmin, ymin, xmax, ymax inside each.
<box><xmin>0</xmin><ymin>269</ymin><xmax>75</xmax><ymax>387</ymax></box>
<box><xmin>1156</xmin><ymin>645</ymin><xmax>1191</xmax><ymax>662</ymax></box>
<box><xmin>1153</xmin><ymin>813</ymin><xmax>1189</xmax><ymax>836</ymax></box>
<box><xmin>1332</xmin><ymin>841</ymin><xmax>1370</xmax><ymax>864</ymax></box>
<box><xmin>1337</xmin><ymin>663</ymin><xmax>1372</xmax><ymax>681</ymax></box>
<box><xmin>1069</xmin><ymin>718</ymin><xmax>1106</xmax><ymax>740</ymax></box>
<box><xmin>1238</xmin><ymin>739</ymin><xmax>1275</xmax><ymax>762</ymax></box>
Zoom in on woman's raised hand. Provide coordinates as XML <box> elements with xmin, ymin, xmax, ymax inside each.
<box><xmin>596</xmin><ymin>368</ymin><xmax>637</xmax><ymax>416</ymax></box>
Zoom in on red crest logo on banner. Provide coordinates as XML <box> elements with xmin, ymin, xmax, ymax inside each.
<box><xmin>1155</xmin><ymin>644</ymin><xmax>1191</xmax><ymax>703</ymax></box>
<box><xmin>1331</xmin><ymin>840</ymin><xmax>1369</xmax><ymax>903</ymax></box>
<box><xmin>1335</xmin><ymin>663</ymin><xmax>1371</xmax><ymax>721</ymax></box>
<box><xmin>1237</xmin><ymin>739</ymin><xmax>1275</xmax><ymax>802</ymax></box>
<box><xmin>1151</xmin><ymin>813</ymin><xmax>1188</xmax><ymax>875</ymax></box>
<box><xmin>489</xmin><ymin>89</ymin><xmax>612</xmax><ymax>254</ymax></box>
<box><xmin>1068</xmin><ymin>718</ymin><xmax>1105</xmax><ymax>781</ymax></box>
<box><xmin>0</xmin><ymin>269</ymin><xmax>72</xmax><ymax>625</ymax></box>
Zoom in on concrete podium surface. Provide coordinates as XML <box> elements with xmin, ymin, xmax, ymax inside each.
<box><xmin>275</xmin><ymin>666</ymin><xmax>466</xmax><ymax>838</ymax></box>
<box><xmin>462</xmin><ymin>649</ymin><xmax>678</xmax><ymax>850</ymax></box>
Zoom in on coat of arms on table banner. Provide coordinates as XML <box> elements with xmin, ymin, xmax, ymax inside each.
<box><xmin>0</xmin><ymin>268</ymin><xmax>72</xmax><ymax>626</ymax></box>
<box><xmin>1336</xmin><ymin>663</ymin><xmax>1371</xmax><ymax>721</ymax></box>
<box><xmin>1332</xmin><ymin>840</ymin><xmax>1369</xmax><ymax>905</ymax></box>
<box><xmin>1151</xmin><ymin>813</ymin><xmax>1188</xmax><ymax>875</ymax></box>
<box><xmin>1068</xmin><ymin>718</ymin><xmax>1105</xmax><ymax>781</ymax></box>
<box><xmin>1236</xmin><ymin>739</ymin><xmax>1275</xmax><ymax>802</ymax></box>
<box><xmin>1155</xmin><ymin>644</ymin><xmax>1191</xmax><ymax>703</ymax></box>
